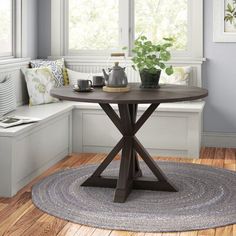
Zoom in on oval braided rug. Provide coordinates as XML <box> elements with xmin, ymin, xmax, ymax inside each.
<box><xmin>32</xmin><ymin>161</ymin><xmax>236</xmax><ymax>232</ymax></box>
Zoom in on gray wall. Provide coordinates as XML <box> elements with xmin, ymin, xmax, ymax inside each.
<box><xmin>203</xmin><ymin>0</ymin><xmax>236</xmax><ymax>133</ymax></box>
<box><xmin>36</xmin><ymin>0</ymin><xmax>236</xmax><ymax>133</ymax></box>
<box><xmin>37</xmin><ymin>0</ymin><xmax>51</xmax><ymax>58</ymax></box>
<box><xmin>22</xmin><ymin>0</ymin><xmax>38</xmax><ymax>59</ymax></box>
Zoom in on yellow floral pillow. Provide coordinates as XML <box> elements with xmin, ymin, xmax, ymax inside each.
<box><xmin>22</xmin><ymin>68</ymin><xmax>59</xmax><ymax>106</ymax></box>
<box><xmin>160</xmin><ymin>67</ymin><xmax>192</xmax><ymax>85</ymax></box>
<box><xmin>30</xmin><ymin>58</ymin><xmax>69</xmax><ymax>86</ymax></box>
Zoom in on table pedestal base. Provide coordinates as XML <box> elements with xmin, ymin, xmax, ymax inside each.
<box><xmin>81</xmin><ymin>103</ymin><xmax>178</xmax><ymax>203</ymax></box>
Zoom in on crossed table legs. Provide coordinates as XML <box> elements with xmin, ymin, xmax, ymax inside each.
<box><xmin>81</xmin><ymin>103</ymin><xmax>178</xmax><ymax>203</ymax></box>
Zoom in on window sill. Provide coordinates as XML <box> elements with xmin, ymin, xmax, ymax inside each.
<box><xmin>0</xmin><ymin>58</ymin><xmax>31</xmax><ymax>70</ymax></box>
<box><xmin>49</xmin><ymin>55</ymin><xmax>206</xmax><ymax>65</ymax></box>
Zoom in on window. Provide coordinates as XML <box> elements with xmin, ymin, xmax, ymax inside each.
<box><xmin>135</xmin><ymin>0</ymin><xmax>188</xmax><ymax>51</ymax></box>
<box><xmin>69</xmin><ymin>0</ymin><xmax>119</xmax><ymax>51</ymax></box>
<box><xmin>0</xmin><ymin>0</ymin><xmax>13</xmax><ymax>57</ymax></box>
<box><xmin>52</xmin><ymin>0</ymin><xmax>203</xmax><ymax>59</ymax></box>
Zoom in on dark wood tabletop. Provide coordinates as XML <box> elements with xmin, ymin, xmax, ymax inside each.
<box><xmin>51</xmin><ymin>83</ymin><xmax>208</xmax><ymax>104</ymax></box>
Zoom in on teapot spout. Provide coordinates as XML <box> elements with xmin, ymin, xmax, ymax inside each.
<box><xmin>102</xmin><ymin>69</ymin><xmax>109</xmax><ymax>81</ymax></box>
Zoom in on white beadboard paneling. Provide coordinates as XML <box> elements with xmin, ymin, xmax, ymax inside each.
<box><xmin>67</xmin><ymin>64</ymin><xmax>140</xmax><ymax>83</ymax></box>
<box><xmin>65</xmin><ymin>60</ymin><xmax>202</xmax><ymax>87</ymax></box>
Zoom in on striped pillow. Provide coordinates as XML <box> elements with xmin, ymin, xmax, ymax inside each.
<box><xmin>0</xmin><ymin>75</ymin><xmax>17</xmax><ymax>117</ymax></box>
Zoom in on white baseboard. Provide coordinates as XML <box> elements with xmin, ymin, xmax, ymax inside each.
<box><xmin>202</xmin><ymin>132</ymin><xmax>236</xmax><ymax>148</ymax></box>
<box><xmin>82</xmin><ymin>146</ymin><xmax>197</xmax><ymax>159</ymax></box>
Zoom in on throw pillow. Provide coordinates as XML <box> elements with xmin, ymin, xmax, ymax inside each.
<box><xmin>30</xmin><ymin>58</ymin><xmax>68</xmax><ymax>86</ymax></box>
<box><xmin>22</xmin><ymin>68</ymin><xmax>59</xmax><ymax>106</ymax></box>
<box><xmin>160</xmin><ymin>66</ymin><xmax>192</xmax><ymax>85</ymax></box>
<box><xmin>63</xmin><ymin>67</ymin><xmax>69</xmax><ymax>86</ymax></box>
<box><xmin>67</xmin><ymin>68</ymin><xmax>103</xmax><ymax>86</ymax></box>
<box><xmin>0</xmin><ymin>75</ymin><xmax>17</xmax><ymax>117</ymax></box>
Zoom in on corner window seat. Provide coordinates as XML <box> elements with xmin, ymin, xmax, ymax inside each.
<box><xmin>0</xmin><ymin>100</ymin><xmax>205</xmax><ymax>197</ymax></box>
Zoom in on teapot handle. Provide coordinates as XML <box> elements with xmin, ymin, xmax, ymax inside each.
<box><xmin>110</xmin><ymin>53</ymin><xmax>125</xmax><ymax>57</ymax></box>
<box><xmin>106</xmin><ymin>53</ymin><xmax>127</xmax><ymax>70</ymax></box>
<box><xmin>88</xmin><ymin>80</ymin><xmax>93</xmax><ymax>87</ymax></box>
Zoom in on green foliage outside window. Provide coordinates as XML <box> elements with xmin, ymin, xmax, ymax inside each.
<box><xmin>69</xmin><ymin>0</ymin><xmax>188</xmax><ymax>52</ymax></box>
<box><xmin>0</xmin><ymin>0</ymin><xmax>12</xmax><ymax>55</ymax></box>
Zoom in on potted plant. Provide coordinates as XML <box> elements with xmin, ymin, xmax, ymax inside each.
<box><xmin>131</xmin><ymin>36</ymin><xmax>174</xmax><ymax>88</ymax></box>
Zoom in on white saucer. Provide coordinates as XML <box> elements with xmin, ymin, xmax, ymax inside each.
<box><xmin>73</xmin><ymin>85</ymin><xmax>94</xmax><ymax>92</ymax></box>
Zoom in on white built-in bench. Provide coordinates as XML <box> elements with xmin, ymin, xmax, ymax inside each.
<box><xmin>0</xmin><ymin>101</ymin><xmax>204</xmax><ymax>197</ymax></box>
<box><xmin>0</xmin><ymin>59</ymin><xmax>205</xmax><ymax>197</ymax></box>
<box><xmin>0</xmin><ymin>101</ymin><xmax>74</xmax><ymax>197</ymax></box>
<box><xmin>72</xmin><ymin>102</ymin><xmax>205</xmax><ymax>158</ymax></box>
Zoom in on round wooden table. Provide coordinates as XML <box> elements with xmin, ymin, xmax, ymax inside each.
<box><xmin>51</xmin><ymin>83</ymin><xmax>208</xmax><ymax>203</ymax></box>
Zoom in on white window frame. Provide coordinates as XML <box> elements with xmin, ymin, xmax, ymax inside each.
<box><xmin>64</xmin><ymin>0</ymin><xmax>126</xmax><ymax>56</ymax></box>
<box><xmin>0</xmin><ymin>0</ymin><xmax>14</xmax><ymax>59</ymax></box>
<box><xmin>51</xmin><ymin>0</ymin><xmax>203</xmax><ymax>61</ymax></box>
<box><xmin>0</xmin><ymin>0</ymin><xmax>24</xmax><ymax>61</ymax></box>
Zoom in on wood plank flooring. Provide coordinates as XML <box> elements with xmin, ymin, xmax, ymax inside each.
<box><xmin>0</xmin><ymin>148</ymin><xmax>235</xmax><ymax>236</ymax></box>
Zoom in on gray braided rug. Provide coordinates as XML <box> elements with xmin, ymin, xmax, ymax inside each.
<box><xmin>32</xmin><ymin>161</ymin><xmax>236</xmax><ymax>232</ymax></box>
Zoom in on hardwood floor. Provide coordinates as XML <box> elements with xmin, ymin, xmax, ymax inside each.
<box><xmin>0</xmin><ymin>148</ymin><xmax>235</xmax><ymax>236</ymax></box>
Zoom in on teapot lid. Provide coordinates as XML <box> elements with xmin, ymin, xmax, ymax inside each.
<box><xmin>113</xmin><ymin>62</ymin><xmax>122</xmax><ymax>70</ymax></box>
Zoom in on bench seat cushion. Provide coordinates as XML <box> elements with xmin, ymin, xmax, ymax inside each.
<box><xmin>73</xmin><ymin>101</ymin><xmax>205</xmax><ymax>113</ymax></box>
<box><xmin>0</xmin><ymin>101</ymin><xmax>74</xmax><ymax>137</ymax></box>
<box><xmin>0</xmin><ymin>100</ymin><xmax>204</xmax><ymax>137</ymax></box>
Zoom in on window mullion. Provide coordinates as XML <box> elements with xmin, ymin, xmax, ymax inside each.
<box><xmin>119</xmin><ymin>0</ymin><xmax>130</xmax><ymax>50</ymax></box>
<box><xmin>51</xmin><ymin>0</ymin><xmax>64</xmax><ymax>56</ymax></box>
<box><xmin>11</xmin><ymin>0</ymin><xmax>14</xmax><ymax>57</ymax></box>
<box><xmin>129</xmin><ymin>0</ymin><xmax>134</xmax><ymax>56</ymax></box>
<box><xmin>63</xmin><ymin>0</ymin><xmax>69</xmax><ymax>56</ymax></box>
<box><xmin>13</xmin><ymin>0</ymin><xmax>20</xmax><ymax>58</ymax></box>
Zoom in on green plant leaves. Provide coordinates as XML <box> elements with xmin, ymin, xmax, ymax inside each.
<box><xmin>160</xmin><ymin>51</ymin><xmax>171</xmax><ymax>61</ymax></box>
<box><xmin>131</xmin><ymin>35</ymin><xmax>173</xmax><ymax>75</ymax></box>
<box><xmin>158</xmin><ymin>62</ymin><xmax>166</xmax><ymax>70</ymax></box>
<box><xmin>165</xmin><ymin>66</ymin><xmax>174</xmax><ymax>75</ymax></box>
<box><xmin>163</xmin><ymin>37</ymin><xmax>174</xmax><ymax>42</ymax></box>
<box><xmin>140</xmin><ymin>35</ymin><xmax>147</xmax><ymax>41</ymax></box>
<box><xmin>224</xmin><ymin>2</ymin><xmax>236</xmax><ymax>24</ymax></box>
<box><xmin>227</xmin><ymin>3</ymin><xmax>235</xmax><ymax>13</ymax></box>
